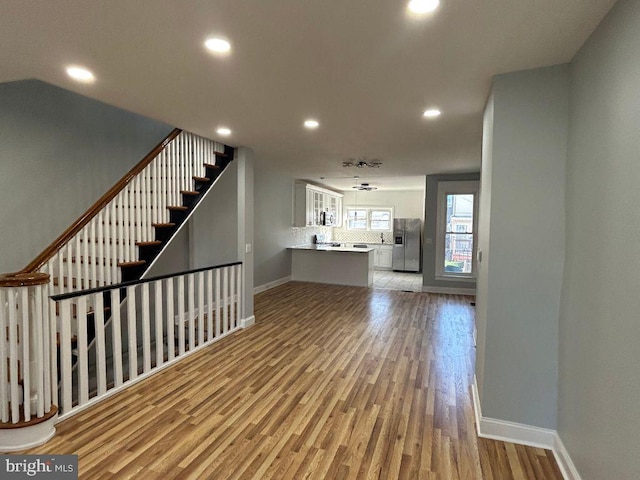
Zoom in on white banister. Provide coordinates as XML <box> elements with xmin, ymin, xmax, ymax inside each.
<box><xmin>49</xmin><ymin>262</ymin><xmax>243</xmax><ymax>421</ymax></box>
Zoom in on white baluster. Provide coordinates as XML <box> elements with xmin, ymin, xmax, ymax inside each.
<box><xmin>117</xmin><ymin>192</ymin><xmax>124</xmax><ymax>264</ymax></box>
<box><xmin>77</xmin><ymin>295</ymin><xmax>89</xmax><ymax>405</ymax></box>
<box><xmin>215</xmin><ymin>268</ymin><xmax>221</xmax><ymax>338</ymax></box>
<box><xmin>74</xmin><ymin>235</ymin><xmax>82</xmax><ymax>293</ymax></box>
<box><xmin>111</xmin><ymin>288</ymin><xmax>123</xmax><ymax>388</ymax></box>
<box><xmin>206</xmin><ymin>270</ymin><xmax>213</xmax><ymax>342</ymax></box>
<box><xmin>166</xmin><ymin>278</ymin><xmax>175</xmax><ymax>361</ymax></box>
<box><xmin>154</xmin><ymin>280</ymin><xmax>163</xmax><ymax>367</ymax></box>
<box><xmin>223</xmin><ymin>267</ymin><xmax>229</xmax><ymax>334</ymax></box>
<box><xmin>229</xmin><ymin>265</ymin><xmax>235</xmax><ymax>331</ymax></box>
<box><xmin>103</xmin><ymin>208</ymin><xmax>111</xmax><ymax>286</ymax></box>
<box><xmin>94</xmin><ymin>292</ymin><xmax>107</xmax><ymax>396</ymax></box>
<box><xmin>110</xmin><ymin>201</ymin><xmax>118</xmax><ymax>283</ymax></box>
<box><xmin>141</xmin><ymin>167</ymin><xmax>148</xmax><ymax>240</ymax></box>
<box><xmin>59</xmin><ymin>299</ymin><xmax>73</xmax><ymax>415</ymax></box>
<box><xmin>142</xmin><ymin>283</ymin><xmax>150</xmax><ymax>373</ymax></box>
<box><xmin>188</xmin><ymin>274</ymin><xmax>195</xmax><ymax>351</ymax></box>
<box><xmin>237</xmin><ymin>264</ymin><xmax>243</xmax><ymax>328</ymax></box>
<box><xmin>198</xmin><ymin>271</ymin><xmax>204</xmax><ymax>346</ymax></box>
<box><xmin>34</xmin><ymin>285</ymin><xmax>45</xmax><ymax>417</ymax></box>
<box><xmin>48</xmin><ymin>284</ymin><xmax>57</xmax><ymax>408</ymax></box>
<box><xmin>20</xmin><ymin>288</ymin><xmax>30</xmax><ymax>421</ymax></box>
<box><xmin>97</xmin><ymin>212</ymin><xmax>105</xmax><ymax>287</ymax></box>
<box><xmin>90</xmin><ymin>220</ymin><xmax>97</xmax><ymax>289</ymax></box>
<box><xmin>82</xmin><ymin>227</ymin><xmax>89</xmax><ymax>291</ymax></box>
<box><xmin>0</xmin><ymin>289</ymin><xmax>8</xmax><ymax>422</ymax></box>
<box><xmin>135</xmin><ymin>176</ymin><xmax>142</xmax><ymax>243</ymax></box>
<box><xmin>177</xmin><ymin>275</ymin><xmax>185</xmax><ymax>356</ymax></box>
<box><xmin>127</xmin><ymin>285</ymin><xmax>137</xmax><ymax>381</ymax></box>
<box><xmin>123</xmin><ymin>186</ymin><xmax>132</xmax><ymax>261</ymax></box>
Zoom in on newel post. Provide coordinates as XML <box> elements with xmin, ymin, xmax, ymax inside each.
<box><xmin>0</xmin><ymin>271</ymin><xmax>58</xmax><ymax>452</ymax></box>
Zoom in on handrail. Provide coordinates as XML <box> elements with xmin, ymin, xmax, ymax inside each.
<box><xmin>50</xmin><ymin>261</ymin><xmax>243</xmax><ymax>301</ymax></box>
<box><xmin>21</xmin><ymin>128</ymin><xmax>183</xmax><ymax>274</ymax></box>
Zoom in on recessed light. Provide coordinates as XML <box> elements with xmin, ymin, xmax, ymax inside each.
<box><xmin>304</xmin><ymin>119</ymin><xmax>319</xmax><ymax>129</ymax></box>
<box><xmin>205</xmin><ymin>37</ymin><xmax>231</xmax><ymax>54</ymax></box>
<box><xmin>408</xmin><ymin>0</ymin><xmax>440</xmax><ymax>14</ymax></box>
<box><xmin>423</xmin><ymin>108</ymin><xmax>441</xmax><ymax>118</ymax></box>
<box><xmin>216</xmin><ymin>127</ymin><xmax>231</xmax><ymax>136</ymax></box>
<box><xmin>66</xmin><ymin>66</ymin><xmax>95</xmax><ymax>83</ymax></box>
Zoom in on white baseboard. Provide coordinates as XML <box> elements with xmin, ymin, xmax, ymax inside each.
<box><xmin>241</xmin><ymin>315</ymin><xmax>255</xmax><ymax>328</ymax></box>
<box><xmin>422</xmin><ymin>285</ymin><xmax>476</xmax><ymax>296</ymax></box>
<box><xmin>471</xmin><ymin>375</ymin><xmax>581</xmax><ymax>480</ymax></box>
<box><xmin>254</xmin><ymin>276</ymin><xmax>291</xmax><ymax>294</ymax></box>
<box><xmin>553</xmin><ymin>435</ymin><xmax>582</xmax><ymax>480</ymax></box>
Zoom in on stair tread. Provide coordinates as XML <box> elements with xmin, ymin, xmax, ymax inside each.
<box><xmin>193</xmin><ymin>176</ymin><xmax>211</xmax><ymax>182</ymax></box>
<box><xmin>136</xmin><ymin>240</ymin><xmax>162</xmax><ymax>246</ymax></box>
<box><xmin>117</xmin><ymin>260</ymin><xmax>146</xmax><ymax>267</ymax></box>
<box><xmin>152</xmin><ymin>222</ymin><xmax>176</xmax><ymax>228</ymax></box>
<box><xmin>203</xmin><ymin>163</ymin><xmax>221</xmax><ymax>169</ymax></box>
<box><xmin>167</xmin><ymin>206</ymin><xmax>188</xmax><ymax>211</ymax></box>
<box><xmin>181</xmin><ymin>190</ymin><xmax>200</xmax><ymax>195</ymax></box>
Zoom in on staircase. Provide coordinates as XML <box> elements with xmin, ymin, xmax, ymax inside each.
<box><xmin>0</xmin><ymin>128</ymin><xmax>237</xmax><ymax>450</ymax></box>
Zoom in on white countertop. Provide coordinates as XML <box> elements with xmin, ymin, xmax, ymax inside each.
<box><xmin>289</xmin><ymin>244</ymin><xmax>376</xmax><ymax>253</ymax></box>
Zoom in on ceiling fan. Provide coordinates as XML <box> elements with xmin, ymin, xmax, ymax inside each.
<box><xmin>343</xmin><ymin>158</ymin><xmax>382</xmax><ymax>168</ymax></box>
<box><xmin>353</xmin><ymin>182</ymin><xmax>378</xmax><ymax>191</ymax></box>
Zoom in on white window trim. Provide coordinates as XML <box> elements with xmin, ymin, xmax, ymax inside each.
<box><xmin>435</xmin><ymin>181</ymin><xmax>479</xmax><ymax>281</ymax></box>
<box><xmin>344</xmin><ymin>206</ymin><xmax>394</xmax><ymax>232</ymax></box>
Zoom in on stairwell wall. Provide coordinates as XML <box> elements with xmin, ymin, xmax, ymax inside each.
<box><xmin>0</xmin><ymin>79</ymin><xmax>174</xmax><ymax>274</ymax></box>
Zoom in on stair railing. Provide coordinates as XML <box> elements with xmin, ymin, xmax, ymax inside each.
<box><xmin>0</xmin><ymin>128</ymin><xmax>233</xmax><ymax>450</ymax></box>
<box><xmin>52</xmin><ymin>262</ymin><xmax>243</xmax><ymax>420</ymax></box>
<box><xmin>0</xmin><ymin>273</ymin><xmax>57</xmax><ymax>426</ymax></box>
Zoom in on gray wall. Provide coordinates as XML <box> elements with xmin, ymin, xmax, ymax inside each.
<box><xmin>559</xmin><ymin>0</ymin><xmax>640</xmax><ymax>477</ymax></box>
<box><xmin>0</xmin><ymin>80</ymin><xmax>173</xmax><ymax>273</ymax></box>
<box><xmin>477</xmin><ymin>65</ymin><xmax>568</xmax><ymax>429</ymax></box>
<box><xmin>423</xmin><ymin>173</ymin><xmax>480</xmax><ymax>290</ymax></box>
<box><xmin>253</xmin><ymin>164</ymin><xmax>294</xmax><ymax>288</ymax></box>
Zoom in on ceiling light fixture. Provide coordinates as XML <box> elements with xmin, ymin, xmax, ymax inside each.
<box><xmin>343</xmin><ymin>158</ymin><xmax>382</xmax><ymax>168</ymax></box>
<box><xmin>216</xmin><ymin>127</ymin><xmax>232</xmax><ymax>136</ymax></box>
<box><xmin>423</xmin><ymin>108</ymin><xmax>442</xmax><ymax>118</ymax></box>
<box><xmin>408</xmin><ymin>0</ymin><xmax>440</xmax><ymax>14</ymax></box>
<box><xmin>66</xmin><ymin>66</ymin><xmax>95</xmax><ymax>83</ymax></box>
<box><xmin>205</xmin><ymin>37</ymin><xmax>231</xmax><ymax>54</ymax></box>
<box><xmin>353</xmin><ymin>182</ymin><xmax>378</xmax><ymax>191</ymax></box>
<box><xmin>304</xmin><ymin>119</ymin><xmax>319</xmax><ymax>129</ymax></box>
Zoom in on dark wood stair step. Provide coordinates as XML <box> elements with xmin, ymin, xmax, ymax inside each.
<box><xmin>167</xmin><ymin>206</ymin><xmax>188</xmax><ymax>211</ymax></box>
<box><xmin>203</xmin><ymin>163</ymin><xmax>221</xmax><ymax>170</ymax></box>
<box><xmin>181</xmin><ymin>190</ymin><xmax>200</xmax><ymax>196</ymax></box>
<box><xmin>136</xmin><ymin>240</ymin><xmax>162</xmax><ymax>247</ymax></box>
<box><xmin>193</xmin><ymin>176</ymin><xmax>211</xmax><ymax>182</ymax></box>
<box><xmin>117</xmin><ymin>260</ymin><xmax>146</xmax><ymax>268</ymax></box>
<box><xmin>152</xmin><ymin>223</ymin><xmax>176</xmax><ymax>228</ymax></box>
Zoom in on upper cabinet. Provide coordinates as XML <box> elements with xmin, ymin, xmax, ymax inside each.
<box><xmin>294</xmin><ymin>182</ymin><xmax>343</xmax><ymax>227</ymax></box>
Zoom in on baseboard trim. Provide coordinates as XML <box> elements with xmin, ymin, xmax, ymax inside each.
<box><xmin>553</xmin><ymin>435</ymin><xmax>583</xmax><ymax>480</ymax></box>
<box><xmin>471</xmin><ymin>375</ymin><xmax>581</xmax><ymax>480</ymax></box>
<box><xmin>422</xmin><ymin>285</ymin><xmax>476</xmax><ymax>296</ymax></box>
<box><xmin>254</xmin><ymin>276</ymin><xmax>291</xmax><ymax>295</ymax></box>
<box><xmin>241</xmin><ymin>315</ymin><xmax>255</xmax><ymax>328</ymax></box>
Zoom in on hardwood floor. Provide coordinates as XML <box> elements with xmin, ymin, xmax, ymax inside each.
<box><xmin>25</xmin><ymin>281</ymin><xmax>562</xmax><ymax>479</ymax></box>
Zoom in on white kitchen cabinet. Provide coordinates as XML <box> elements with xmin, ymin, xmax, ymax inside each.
<box><xmin>294</xmin><ymin>181</ymin><xmax>343</xmax><ymax>227</ymax></box>
<box><xmin>376</xmin><ymin>245</ymin><xmax>393</xmax><ymax>269</ymax></box>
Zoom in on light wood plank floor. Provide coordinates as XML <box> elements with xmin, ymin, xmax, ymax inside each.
<box><xmin>25</xmin><ymin>281</ymin><xmax>562</xmax><ymax>479</ymax></box>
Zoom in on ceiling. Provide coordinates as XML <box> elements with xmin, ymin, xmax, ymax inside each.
<box><xmin>0</xmin><ymin>0</ymin><xmax>616</xmax><ymax>191</ymax></box>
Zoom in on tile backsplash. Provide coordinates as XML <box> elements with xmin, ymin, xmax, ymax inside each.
<box><xmin>333</xmin><ymin>230</ymin><xmax>394</xmax><ymax>244</ymax></box>
<box><xmin>289</xmin><ymin>226</ymin><xmax>333</xmax><ymax>246</ymax></box>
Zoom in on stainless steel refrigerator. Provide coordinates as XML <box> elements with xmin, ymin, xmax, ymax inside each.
<box><xmin>392</xmin><ymin>218</ymin><xmax>421</xmax><ymax>272</ymax></box>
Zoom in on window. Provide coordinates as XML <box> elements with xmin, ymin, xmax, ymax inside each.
<box><xmin>345</xmin><ymin>207</ymin><xmax>393</xmax><ymax>231</ymax></box>
<box><xmin>369</xmin><ymin>209</ymin><xmax>392</xmax><ymax>231</ymax></box>
<box><xmin>435</xmin><ymin>181</ymin><xmax>478</xmax><ymax>280</ymax></box>
<box><xmin>346</xmin><ymin>209</ymin><xmax>368</xmax><ymax>230</ymax></box>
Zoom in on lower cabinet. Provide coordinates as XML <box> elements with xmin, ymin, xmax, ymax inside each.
<box><xmin>373</xmin><ymin>245</ymin><xmax>393</xmax><ymax>270</ymax></box>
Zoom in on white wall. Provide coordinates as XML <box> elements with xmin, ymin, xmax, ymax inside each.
<box><xmin>339</xmin><ymin>190</ymin><xmax>425</xmax><ymax>219</ymax></box>
<box><xmin>559</xmin><ymin>0</ymin><xmax>640</xmax><ymax>477</ymax></box>
<box><xmin>477</xmin><ymin>65</ymin><xmax>568</xmax><ymax>430</ymax></box>
<box><xmin>0</xmin><ymin>80</ymin><xmax>173</xmax><ymax>274</ymax></box>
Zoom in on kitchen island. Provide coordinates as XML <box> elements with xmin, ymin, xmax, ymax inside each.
<box><xmin>288</xmin><ymin>244</ymin><xmax>375</xmax><ymax>287</ymax></box>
